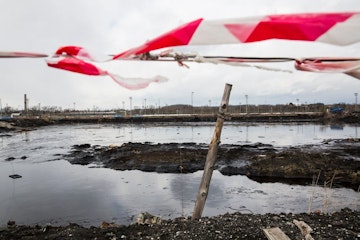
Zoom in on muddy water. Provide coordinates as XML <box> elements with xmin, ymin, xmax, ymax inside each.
<box><xmin>0</xmin><ymin>123</ymin><xmax>359</xmax><ymax>227</ymax></box>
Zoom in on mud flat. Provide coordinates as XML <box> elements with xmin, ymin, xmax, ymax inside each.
<box><xmin>64</xmin><ymin>138</ymin><xmax>360</xmax><ymax>190</ymax></box>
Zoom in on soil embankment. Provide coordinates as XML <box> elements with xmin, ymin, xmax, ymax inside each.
<box><xmin>1</xmin><ymin>111</ymin><xmax>359</xmax><ymax>129</ymax></box>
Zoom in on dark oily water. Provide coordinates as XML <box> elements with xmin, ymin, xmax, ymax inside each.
<box><xmin>0</xmin><ymin>123</ymin><xmax>359</xmax><ymax>227</ymax></box>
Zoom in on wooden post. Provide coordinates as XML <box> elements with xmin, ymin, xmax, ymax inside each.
<box><xmin>192</xmin><ymin>83</ymin><xmax>232</xmax><ymax>219</ymax></box>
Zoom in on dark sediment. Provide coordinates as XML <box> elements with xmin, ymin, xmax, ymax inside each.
<box><xmin>65</xmin><ymin>139</ymin><xmax>360</xmax><ymax>190</ymax></box>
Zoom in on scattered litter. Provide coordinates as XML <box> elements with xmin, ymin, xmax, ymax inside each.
<box><xmin>263</xmin><ymin>220</ymin><xmax>315</xmax><ymax>240</ymax></box>
<box><xmin>293</xmin><ymin>219</ymin><xmax>314</xmax><ymax>240</ymax></box>
<box><xmin>136</xmin><ymin>212</ymin><xmax>162</xmax><ymax>225</ymax></box>
<box><xmin>108</xmin><ymin>144</ymin><xmax>117</xmax><ymax>149</ymax></box>
<box><xmin>263</xmin><ymin>227</ymin><xmax>290</xmax><ymax>240</ymax></box>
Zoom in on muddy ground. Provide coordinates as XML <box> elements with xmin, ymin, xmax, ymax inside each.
<box><xmin>1</xmin><ymin>208</ymin><xmax>359</xmax><ymax>239</ymax></box>
<box><xmin>64</xmin><ymin>138</ymin><xmax>360</xmax><ymax>190</ymax></box>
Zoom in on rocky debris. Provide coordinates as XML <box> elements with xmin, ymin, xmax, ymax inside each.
<box><xmin>64</xmin><ymin>139</ymin><xmax>360</xmax><ymax>189</ymax></box>
<box><xmin>136</xmin><ymin>212</ymin><xmax>162</xmax><ymax>225</ymax></box>
<box><xmin>5</xmin><ymin>157</ymin><xmax>16</xmax><ymax>161</ymax></box>
<box><xmin>0</xmin><ymin>208</ymin><xmax>358</xmax><ymax>239</ymax></box>
<box><xmin>0</xmin><ymin>121</ymin><xmax>17</xmax><ymax>132</ymax></box>
<box><xmin>8</xmin><ymin>174</ymin><xmax>22</xmax><ymax>179</ymax></box>
<box><xmin>0</xmin><ymin>120</ymin><xmax>37</xmax><ymax>133</ymax></box>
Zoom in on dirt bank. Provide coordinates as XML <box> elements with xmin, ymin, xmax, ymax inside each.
<box><xmin>64</xmin><ymin>138</ymin><xmax>360</xmax><ymax>190</ymax></box>
<box><xmin>1</xmin><ymin>111</ymin><xmax>359</xmax><ymax>130</ymax></box>
<box><xmin>1</xmin><ymin>208</ymin><xmax>359</xmax><ymax>239</ymax></box>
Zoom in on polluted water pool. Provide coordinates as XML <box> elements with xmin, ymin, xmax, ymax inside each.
<box><xmin>0</xmin><ymin>123</ymin><xmax>359</xmax><ymax>226</ymax></box>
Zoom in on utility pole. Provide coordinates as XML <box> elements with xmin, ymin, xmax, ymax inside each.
<box><xmin>129</xmin><ymin>97</ymin><xmax>132</xmax><ymax>116</ymax></box>
<box><xmin>296</xmin><ymin>98</ymin><xmax>299</xmax><ymax>112</ymax></box>
<box><xmin>144</xmin><ymin>98</ymin><xmax>146</xmax><ymax>115</ymax></box>
<box><xmin>158</xmin><ymin>99</ymin><xmax>161</xmax><ymax>114</ymax></box>
<box><xmin>355</xmin><ymin>93</ymin><xmax>358</xmax><ymax>112</ymax></box>
<box><xmin>192</xmin><ymin>83</ymin><xmax>232</xmax><ymax>220</ymax></box>
<box><xmin>24</xmin><ymin>94</ymin><xmax>28</xmax><ymax>116</ymax></box>
<box><xmin>245</xmin><ymin>94</ymin><xmax>248</xmax><ymax>114</ymax></box>
<box><xmin>191</xmin><ymin>92</ymin><xmax>194</xmax><ymax>114</ymax></box>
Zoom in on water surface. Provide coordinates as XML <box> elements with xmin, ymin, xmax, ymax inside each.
<box><xmin>0</xmin><ymin>123</ymin><xmax>359</xmax><ymax>226</ymax></box>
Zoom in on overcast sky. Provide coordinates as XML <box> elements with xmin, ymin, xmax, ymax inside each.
<box><xmin>0</xmin><ymin>0</ymin><xmax>359</xmax><ymax>111</ymax></box>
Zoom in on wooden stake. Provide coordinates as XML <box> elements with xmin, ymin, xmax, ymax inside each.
<box><xmin>192</xmin><ymin>83</ymin><xmax>232</xmax><ymax>220</ymax></box>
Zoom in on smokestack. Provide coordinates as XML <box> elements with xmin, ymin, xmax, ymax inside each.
<box><xmin>24</xmin><ymin>94</ymin><xmax>28</xmax><ymax>114</ymax></box>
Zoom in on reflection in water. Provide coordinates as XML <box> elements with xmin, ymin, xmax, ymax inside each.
<box><xmin>8</xmin><ymin>169</ymin><xmax>21</xmax><ymax>222</ymax></box>
<box><xmin>169</xmin><ymin>173</ymin><xmax>226</xmax><ymax>215</ymax></box>
<box><xmin>246</xmin><ymin>124</ymin><xmax>249</xmax><ymax>143</ymax></box>
<box><xmin>23</xmin><ymin>131</ymin><xmax>30</xmax><ymax>142</ymax></box>
<box><xmin>0</xmin><ymin>123</ymin><xmax>359</xmax><ymax>227</ymax></box>
<box><xmin>355</xmin><ymin>125</ymin><xmax>358</xmax><ymax>138</ymax></box>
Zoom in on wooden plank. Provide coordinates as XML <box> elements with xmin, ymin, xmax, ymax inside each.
<box><xmin>293</xmin><ymin>220</ymin><xmax>314</xmax><ymax>240</ymax></box>
<box><xmin>263</xmin><ymin>227</ymin><xmax>291</xmax><ymax>240</ymax></box>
